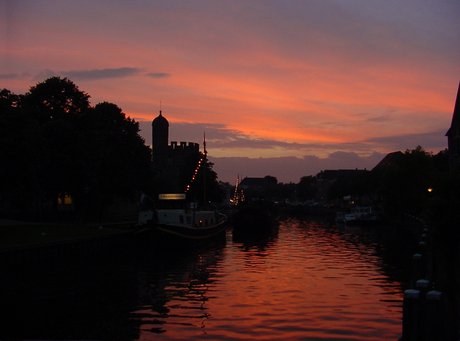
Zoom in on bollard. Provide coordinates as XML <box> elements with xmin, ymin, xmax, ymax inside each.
<box><xmin>416</xmin><ymin>279</ymin><xmax>430</xmax><ymax>287</ymax></box>
<box><xmin>418</xmin><ymin>242</ymin><xmax>427</xmax><ymax>277</ymax></box>
<box><xmin>415</xmin><ymin>279</ymin><xmax>431</xmax><ymax>341</ymax></box>
<box><xmin>425</xmin><ymin>291</ymin><xmax>442</xmax><ymax>341</ymax></box>
<box><xmin>416</xmin><ymin>279</ymin><xmax>431</xmax><ymax>299</ymax></box>
<box><xmin>403</xmin><ymin>289</ymin><xmax>420</xmax><ymax>341</ymax></box>
<box><xmin>419</xmin><ymin>241</ymin><xmax>426</xmax><ymax>254</ymax></box>
<box><xmin>412</xmin><ymin>254</ymin><xmax>423</xmax><ymax>287</ymax></box>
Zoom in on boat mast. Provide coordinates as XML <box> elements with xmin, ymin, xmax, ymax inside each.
<box><xmin>203</xmin><ymin>132</ymin><xmax>207</xmax><ymax>209</ymax></box>
<box><xmin>232</xmin><ymin>174</ymin><xmax>240</xmax><ymax>204</ymax></box>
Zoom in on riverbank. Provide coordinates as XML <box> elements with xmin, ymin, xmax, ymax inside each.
<box><xmin>0</xmin><ymin>219</ymin><xmax>138</xmax><ymax>269</ymax></box>
<box><xmin>1</xmin><ymin>220</ymin><xmax>134</xmax><ymax>246</ymax></box>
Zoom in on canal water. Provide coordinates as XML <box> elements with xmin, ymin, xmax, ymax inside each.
<box><xmin>2</xmin><ymin>217</ymin><xmax>411</xmax><ymax>340</ymax></box>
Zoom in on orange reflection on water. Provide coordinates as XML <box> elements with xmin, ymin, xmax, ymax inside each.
<box><xmin>135</xmin><ymin>219</ymin><xmax>404</xmax><ymax>340</ymax></box>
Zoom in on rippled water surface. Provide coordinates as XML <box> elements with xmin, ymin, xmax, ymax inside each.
<box><xmin>2</xmin><ymin>218</ymin><xmax>408</xmax><ymax>340</ymax></box>
<box><xmin>132</xmin><ymin>218</ymin><xmax>405</xmax><ymax>340</ymax></box>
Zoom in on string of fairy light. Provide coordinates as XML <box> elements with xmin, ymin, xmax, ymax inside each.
<box><xmin>184</xmin><ymin>152</ymin><xmax>206</xmax><ymax>193</ymax></box>
<box><xmin>231</xmin><ymin>175</ymin><xmax>240</xmax><ymax>202</ymax></box>
<box><xmin>230</xmin><ymin>174</ymin><xmax>244</xmax><ymax>204</ymax></box>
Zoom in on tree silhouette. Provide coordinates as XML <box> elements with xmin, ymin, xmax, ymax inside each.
<box><xmin>0</xmin><ymin>89</ymin><xmax>44</xmax><ymax>212</ymax></box>
<box><xmin>376</xmin><ymin>146</ymin><xmax>437</xmax><ymax>218</ymax></box>
<box><xmin>22</xmin><ymin>76</ymin><xmax>90</xmax><ymax>124</ymax></box>
<box><xmin>19</xmin><ymin>77</ymin><xmax>92</xmax><ymax>213</ymax></box>
<box><xmin>297</xmin><ymin>176</ymin><xmax>318</xmax><ymax>201</ymax></box>
<box><xmin>1</xmin><ymin>77</ymin><xmax>152</xmax><ymax>220</ymax></box>
<box><xmin>84</xmin><ymin>102</ymin><xmax>152</xmax><ymax>212</ymax></box>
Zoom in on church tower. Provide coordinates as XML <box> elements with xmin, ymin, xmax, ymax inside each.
<box><xmin>152</xmin><ymin>110</ymin><xmax>169</xmax><ymax>170</ymax></box>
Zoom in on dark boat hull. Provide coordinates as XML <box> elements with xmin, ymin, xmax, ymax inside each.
<box><xmin>155</xmin><ymin>220</ymin><xmax>228</xmax><ymax>240</ymax></box>
<box><xmin>136</xmin><ymin>217</ymin><xmax>228</xmax><ymax>254</ymax></box>
<box><xmin>231</xmin><ymin>203</ymin><xmax>278</xmax><ymax>242</ymax></box>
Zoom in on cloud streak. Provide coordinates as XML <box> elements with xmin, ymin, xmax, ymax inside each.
<box><xmin>0</xmin><ymin>72</ymin><xmax>31</xmax><ymax>80</ymax></box>
<box><xmin>145</xmin><ymin>72</ymin><xmax>171</xmax><ymax>79</ymax></box>
<box><xmin>31</xmin><ymin>68</ymin><xmax>143</xmax><ymax>82</ymax></box>
<box><xmin>0</xmin><ymin>73</ymin><xmax>19</xmax><ymax>79</ymax></box>
<box><xmin>62</xmin><ymin>67</ymin><xmax>141</xmax><ymax>80</ymax></box>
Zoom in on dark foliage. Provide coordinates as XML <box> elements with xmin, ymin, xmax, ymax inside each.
<box><xmin>0</xmin><ymin>77</ymin><xmax>152</xmax><ymax>219</ymax></box>
<box><xmin>297</xmin><ymin>176</ymin><xmax>318</xmax><ymax>201</ymax></box>
<box><xmin>375</xmin><ymin>146</ymin><xmax>439</xmax><ymax>218</ymax></box>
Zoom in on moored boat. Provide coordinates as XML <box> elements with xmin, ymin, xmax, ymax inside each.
<box><xmin>231</xmin><ymin>201</ymin><xmax>278</xmax><ymax>241</ymax></box>
<box><xmin>335</xmin><ymin>206</ymin><xmax>383</xmax><ymax>226</ymax></box>
<box><xmin>335</xmin><ymin>211</ymin><xmax>345</xmax><ymax>224</ymax></box>
<box><xmin>344</xmin><ymin>213</ymin><xmax>358</xmax><ymax>225</ymax></box>
<box><xmin>138</xmin><ymin>193</ymin><xmax>227</xmax><ymax>245</ymax></box>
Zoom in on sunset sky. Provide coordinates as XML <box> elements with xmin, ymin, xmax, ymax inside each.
<box><xmin>1</xmin><ymin>1</ymin><xmax>459</xmax><ymax>184</ymax></box>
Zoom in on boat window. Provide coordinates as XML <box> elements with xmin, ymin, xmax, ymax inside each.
<box><xmin>180</xmin><ymin>215</ymin><xmax>184</xmax><ymax>224</ymax></box>
<box><xmin>186</xmin><ymin>216</ymin><xmax>191</xmax><ymax>224</ymax></box>
<box><xmin>205</xmin><ymin>219</ymin><xmax>208</xmax><ymax>226</ymax></box>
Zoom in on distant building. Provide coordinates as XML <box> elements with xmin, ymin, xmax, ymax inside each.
<box><xmin>372</xmin><ymin>151</ymin><xmax>404</xmax><ymax>170</ymax></box>
<box><xmin>446</xmin><ymin>82</ymin><xmax>460</xmax><ymax>169</ymax></box>
<box><xmin>239</xmin><ymin>176</ymin><xmax>277</xmax><ymax>190</ymax></box>
<box><xmin>152</xmin><ymin>111</ymin><xmax>200</xmax><ymax>192</ymax></box>
<box><xmin>315</xmin><ymin>169</ymin><xmax>368</xmax><ymax>201</ymax></box>
<box><xmin>239</xmin><ymin>176</ymin><xmax>278</xmax><ymax>202</ymax></box>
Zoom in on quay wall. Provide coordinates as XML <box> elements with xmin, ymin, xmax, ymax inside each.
<box><xmin>0</xmin><ymin>230</ymin><xmax>135</xmax><ymax>270</ymax></box>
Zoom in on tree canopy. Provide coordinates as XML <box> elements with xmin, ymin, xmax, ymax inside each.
<box><xmin>1</xmin><ymin>77</ymin><xmax>152</xmax><ymax>219</ymax></box>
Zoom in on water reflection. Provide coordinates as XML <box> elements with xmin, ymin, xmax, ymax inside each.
<box><xmin>132</xmin><ymin>218</ymin><xmax>407</xmax><ymax>340</ymax></box>
<box><xmin>1</xmin><ymin>218</ymin><xmax>409</xmax><ymax>340</ymax></box>
<box><xmin>131</xmin><ymin>240</ymin><xmax>227</xmax><ymax>338</ymax></box>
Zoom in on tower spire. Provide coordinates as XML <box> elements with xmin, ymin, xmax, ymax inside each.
<box><xmin>203</xmin><ymin>132</ymin><xmax>207</xmax><ymax>156</ymax></box>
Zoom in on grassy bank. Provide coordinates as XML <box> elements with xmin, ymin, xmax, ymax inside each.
<box><xmin>0</xmin><ymin>224</ymin><xmax>132</xmax><ymax>249</ymax></box>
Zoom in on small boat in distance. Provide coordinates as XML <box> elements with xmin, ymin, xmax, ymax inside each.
<box><xmin>335</xmin><ymin>206</ymin><xmax>382</xmax><ymax>226</ymax></box>
<box><xmin>335</xmin><ymin>211</ymin><xmax>357</xmax><ymax>224</ymax></box>
<box><xmin>138</xmin><ymin>193</ymin><xmax>227</xmax><ymax>242</ymax></box>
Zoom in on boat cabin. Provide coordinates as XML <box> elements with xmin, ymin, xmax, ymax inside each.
<box><xmin>350</xmin><ymin>206</ymin><xmax>373</xmax><ymax>219</ymax></box>
<box><xmin>138</xmin><ymin>193</ymin><xmax>217</xmax><ymax>227</ymax></box>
